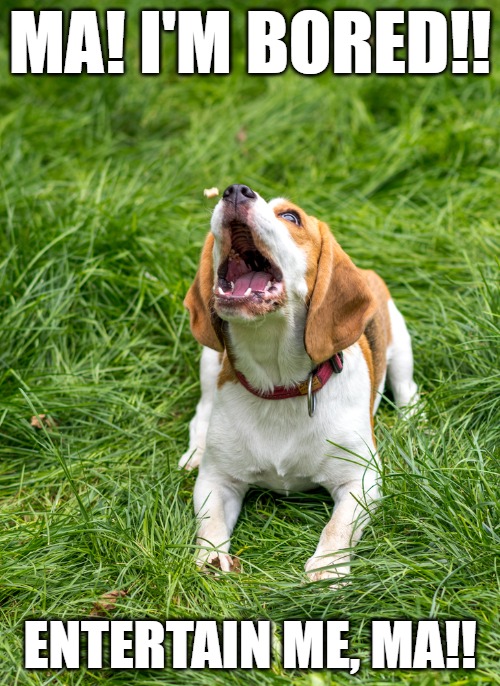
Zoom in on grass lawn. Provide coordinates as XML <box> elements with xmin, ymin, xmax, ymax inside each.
<box><xmin>1</xmin><ymin>0</ymin><xmax>499</xmax><ymax>684</ymax></box>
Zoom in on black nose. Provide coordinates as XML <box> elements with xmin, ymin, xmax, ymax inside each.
<box><xmin>222</xmin><ymin>184</ymin><xmax>257</xmax><ymax>204</ymax></box>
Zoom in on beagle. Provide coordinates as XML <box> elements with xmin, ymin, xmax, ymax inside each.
<box><xmin>180</xmin><ymin>184</ymin><xmax>418</xmax><ymax>582</ymax></box>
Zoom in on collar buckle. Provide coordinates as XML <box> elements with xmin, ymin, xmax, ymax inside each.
<box><xmin>307</xmin><ymin>372</ymin><xmax>317</xmax><ymax>418</ymax></box>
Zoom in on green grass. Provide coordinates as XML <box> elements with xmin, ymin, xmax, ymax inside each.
<box><xmin>1</xmin><ymin>0</ymin><xmax>499</xmax><ymax>684</ymax></box>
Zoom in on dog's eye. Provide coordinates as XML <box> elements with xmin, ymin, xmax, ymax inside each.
<box><xmin>279</xmin><ymin>211</ymin><xmax>301</xmax><ymax>226</ymax></box>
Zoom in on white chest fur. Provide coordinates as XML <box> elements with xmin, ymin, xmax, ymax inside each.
<box><xmin>202</xmin><ymin>343</ymin><xmax>377</xmax><ymax>494</ymax></box>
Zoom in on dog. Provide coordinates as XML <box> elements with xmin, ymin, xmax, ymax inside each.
<box><xmin>179</xmin><ymin>184</ymin><xmax>418</xmax><ymax>582</ymax></box>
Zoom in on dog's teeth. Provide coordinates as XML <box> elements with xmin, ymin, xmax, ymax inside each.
<box><xmin>244</xmin><ymin>287</ymin><xmax>252</xmax><ymax>296</ymax></box>
<box><xmin>265</xmin><ymin>281</ymin><xmax>272</xmax><ymax>291</ymax></box>
<box><xmin>230</xmin><ymin>281</ymin><xmax>235</xmax><ymax>289</ymax></box>
<box><xmin>218</xmin><ymin>287</ymin><xmax>225</xmax><ymax>295</ymax></box>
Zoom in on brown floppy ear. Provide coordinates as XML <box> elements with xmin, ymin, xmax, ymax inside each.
<box><xmin>184</xmin><ymin>232</ymin><xmax>224</xmax><ymax>352</ymax></box>
<box><xmin>305</xmin><ymin>222</ymin><xmax>376</xmax><ymax>363</ymax></box>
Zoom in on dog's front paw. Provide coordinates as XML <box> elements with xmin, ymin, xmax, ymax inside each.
<box><xmin>196</xmin><ymin>549</ymin><xmax>241</xmax><ymax>574</ymax></box>
<box><xmin>305</xmin><ymin>555</ymin><xmax>349</xmax><ymax>587</ymax></box>
<box><xmin>178</xmin><ymin>447</ymin><xmax>204</xmax><ymax>471</ymax></box>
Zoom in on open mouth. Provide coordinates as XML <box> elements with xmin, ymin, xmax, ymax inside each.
<box><xmin>215</xmin><ymin>222</ymin><xmax>283</xmax><ymax>304</ymax></box>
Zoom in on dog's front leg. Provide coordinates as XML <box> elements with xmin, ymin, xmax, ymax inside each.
<box><xmin>193</xmin><ymin>466</ymin><xmax>248</xmax><ymax>572</ymax></box>
<box><xmin>305</xmin><ymin>479</ymin><xmax>378</xmax><ymax>584</ymax></box>
<box><xmin>179</xmin><ymin>347</ymin><xmax>221</xmax><ymax>471</ymax></box>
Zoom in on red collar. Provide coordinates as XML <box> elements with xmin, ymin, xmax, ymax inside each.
<box><xmin>234</xmin><ymin>352</ymin><xmax>344</xmax><ymax>401</ymax></box>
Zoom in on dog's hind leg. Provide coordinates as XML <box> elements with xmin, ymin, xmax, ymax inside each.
<box><xmin>179</xmin><ymin>347</ymin><xmax>221</xmax><ymax>470</ymax></box>
<box><xmin>386</xmin><ymin>300</ymin><xmax>419</xmax><ymax>414</ymax></box>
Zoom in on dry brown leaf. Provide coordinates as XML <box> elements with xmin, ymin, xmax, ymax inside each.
<box><xmin>236</xmin><ymin>127</ymin><xmax>247</xmax><ymax>143</ymax></box>
<box><xmin>90</xmin><ymin>589</ymin><xmax>128</xmax><ymax>616</ymax></box>
<box><xmin>30</xmin><ymin>414</ymin><xmax>58</xmax><ymax>430</ymax></box>
<box><xmin>207</xmin><ymin>556</ymin><xmax>242</xmax><ymax>574</ymax></box>
<box><xmin>229</xmin><ymin>556</ymin><xmax>242</xmax><ymax>573</ymax></box>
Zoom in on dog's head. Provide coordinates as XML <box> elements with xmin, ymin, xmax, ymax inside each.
<box><xmin>185</xmin><ymin>184</ymin><xmax>375</xmax><ymax>363</ymax></box>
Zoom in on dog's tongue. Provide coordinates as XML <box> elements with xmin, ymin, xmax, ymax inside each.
<box><xmin>233</xmin><ymin>271</ymin><xmax>272</xmax><ymax>296</ymax></box>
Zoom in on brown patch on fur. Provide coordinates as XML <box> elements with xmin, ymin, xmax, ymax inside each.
<box><xmin>217</xmin><ymin>352</ymin><xmax>238</xmax><ymax>389</ymax></box>
<box><xmin>272</xmin><ymin>200</ymin><xmax>322</xmax><ymax>297</ymax></box>
<box><xmin>303</xmin><ymin>222</ymin><xmax>377</xmax><ymax>363</ymax></box>
<box><xmin>184</xmin><ymin>232</ymin><xmax>224</xmax><ymax>352</ymax></box>
<box><xmin>358</xmin><ymin>335</ymin><xmax>376</xmax><ymax>442</ymax></box>
<box><xmin>272</xmin><ymin>203</ymin><xmax>379</xmax><ymax>364</ymax></box>
<box><xmin>362</xmin><ymin>270</ymin><xmax>393</xmax><ymax>397</ymax></box>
